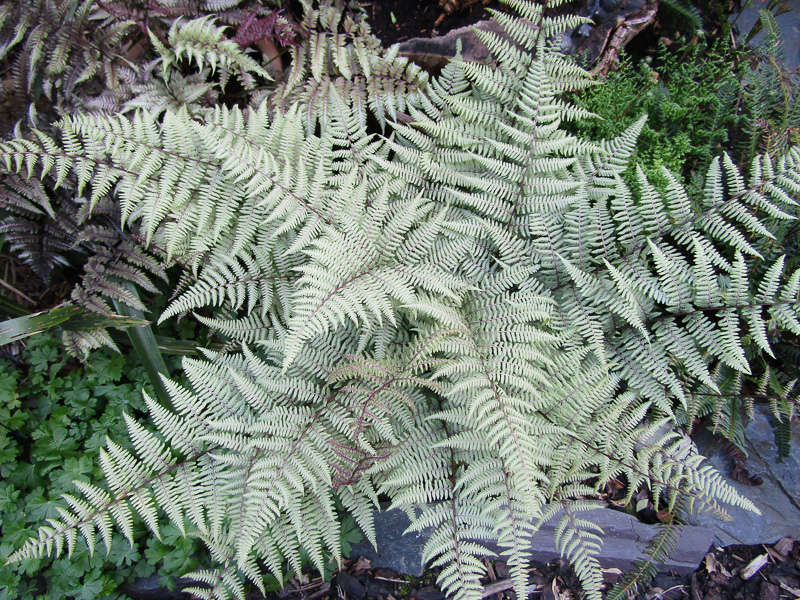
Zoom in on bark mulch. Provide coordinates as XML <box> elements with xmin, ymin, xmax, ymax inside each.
<box><xmin>267</xmin><ymin>538</ymin><xmax>800</xmax><ymax>600</ymax></box>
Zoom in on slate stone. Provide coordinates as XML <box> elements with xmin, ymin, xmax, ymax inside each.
<box><xmin>351</xmin><ymin>505</ymin><xmax>713</xmax><ymax>576</ymax></box>
<box><xmin>413</xmin><ymin>586</ymin><xmax>445</xmax><ymax>600</ymax></box>
<box><xmin>350</xmin><ymin>508</ymin><xmax>433</xmax><ymax>576</ymax></box>
<box><xmin>521</xmin><ymin>507</ymin><xmax>712</xmax><ymax>574</ymax></box>
<box><xmin>690</xmin><ymin>406</ymin><xmax>800</xmax><ymax>546</ymax></box>
<box><xmin>652</xmin><ymin>572</ymin><xmax>687</xmax><ymax>594</ymax></box>
<box><xmin>731</xmin><ymin>0</ymin><xmax>800</xmax><ymax>72</ymax></box>
<box><xmin>647</xmin><ymin>587</ymin><xmax>684</xmax><ymax>600</ymax></box>
<box><xmin>336</xmin><ymin>570</ymin><xmax>367</xmax><ymax>600</ymax></box>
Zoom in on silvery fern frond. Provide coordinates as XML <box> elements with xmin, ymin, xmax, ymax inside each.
<box><xmin>149</xmin><ymin>15</ymin><xmax>271</xmax><ymax>91</ymax></box>
<box><xmin>273</xmin><ymin>0</ymin><xmax>429</xmax><ymax>131</ymax></box>
<box><xmin>2</xmin><ymin>1</ymin><xmax>798</xmax><ymax>600</ymax></box>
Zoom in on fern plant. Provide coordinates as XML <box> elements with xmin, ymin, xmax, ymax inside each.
<box><xmin>0</xmin><ymin>0</ymin><xmax>287</xmax><ymax>356</ymax></box>
<box><xmin>269</xmin><ymin>0</ymin><xmax>430</xmax><ymax>130</ymax></box>
<box><xmin>736</xmin><ymin>9</ymin><xmax>800</xmax><ymax>162</ymax></box>
<box><xmin>2</xmin><ymin>1</ymin><xmax>800</xmax><ymax>600</ymax></box>
<box><xmin>568</xmin><ymin>32</ymin><xmax>800</xmax><ymax>450</ymax></box>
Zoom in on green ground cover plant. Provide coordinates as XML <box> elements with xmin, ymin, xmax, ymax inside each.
<box><xmin>0</xmin><ymin>334</ymin><xmax>201</xmax><ymax>600</ymax></box>
<box><xmin>569</xmin><ymin>10</ymin><xmax>800</xmax><ymax>192</ymax></box>
<box><xmin>0</xmin><ymin>1</ymin><xmax>798</xmax><ymax>600</ymax></box>
<box><xmin>0</xmin><ymin>297</ymin><xmax>359</xmax><ymax>600</ymax></box>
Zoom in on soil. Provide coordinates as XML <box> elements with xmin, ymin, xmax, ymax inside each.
<box><xmin>367</xmin><ymin>0</ymin><xmax>508</xmax><ymax>46</ymax></box>
<box><xmin>260</xmin><ymin>538</ymin><xmax>800</xmax><ymax>600</ymax></box>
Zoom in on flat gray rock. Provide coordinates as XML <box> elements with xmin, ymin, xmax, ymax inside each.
<box><xmin>351</xmin><ymin>506</ymin><xmax>713</xmax><ymax>576</ymax></box>
<box><xmin>350</xmin><ymin>507</ymin><xmax>433</xmax><ymax>576</ymax></box>
<box><xmin>732</xmin><ymin>0</ymin><xmax>800</xmax><ymax>72</ymax></box>
<box><xmin>690</xmin><ymin>405</ymin><xmax>800</xmax><ymax>546</ymax></box>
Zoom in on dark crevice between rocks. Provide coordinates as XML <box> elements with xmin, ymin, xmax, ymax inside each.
<box><xmin>368</xmin><ymin>0</ymin><xmax>510</xmax><ymax>47</ymax></box>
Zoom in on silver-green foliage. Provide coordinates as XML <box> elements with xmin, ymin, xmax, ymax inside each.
<box><xmin>3</xmin><ymin>1</ymin><xmax>800</xmax><ymax>599</ymax></box>
<box><xmin>269</xmin><ymin>0</ymin><xmax>429</xmax><ymax>131</ymax></box>
<box><xmin>0</xmin><ymin>0</ymin><xmax>285</xmax><ymax>357</ymax></box>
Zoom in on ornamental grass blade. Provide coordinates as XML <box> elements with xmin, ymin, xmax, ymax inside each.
<box><xmin>111</xmin><ymin>281</ymin><xmax>174</xmax><ymax>410</ymax></box>
<box><xmin>0</xmin><ymin>305</ymin><xmax>149</xmax><ymax>345</ymax></box>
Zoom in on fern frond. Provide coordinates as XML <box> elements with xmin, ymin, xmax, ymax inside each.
<box><xmin>155</xmin><ymin>16</ymin><xmax>271</xmax><ymax>91</ymax></box>
<box><xmin>5</xmin><ymin>1</ymin><xmax>794</xmax><ymax>598</ymax></box>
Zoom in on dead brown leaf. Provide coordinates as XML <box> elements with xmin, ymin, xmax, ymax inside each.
<box><xmin>352</xmin><ymin>556</ymin><xmax>372</xmax><ymax>573</ymax></box>
<box><xmin>704</xmin><ymin>552</ymin><xmax>718</xmax><ymax>574</ymax></box>
<box><xmin>767</xmin><ymin>547</ymin><xmax>787</xmax><ymax>562</ymax></box>
<box><xmin>256</xmin><ymin>38</ymin><xmax>283</xmax><ymax>76</ymax></box>
<box><xmin>484</xmin><ymin>557</ymin><xmax>497</xmax><ymax>582</ymax></box>
<box><xmin>775</xmin><ymin>537</ymin><xmax>795</xmax><ymax>557</ymax></box>
<box><xmin>480</xmin><ymin>579</ymin><xmax>514</xmax><ymax>598</ymax></box>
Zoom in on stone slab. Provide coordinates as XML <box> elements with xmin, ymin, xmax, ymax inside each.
<box><xmin>350</xmin><ymin>507</ymin><xmax>433</xmax><ymax>577</ymax></box>
<box><xmin>732</xmin><ymin>0</ymin><xmax>800</xmax><ymax>72</ymax></box>
<box><xmin>350</xmin><ymin>506</ymin><xmax>714</xmax><ymax>577</ymax></box>
<box><xmin>690</xmin><ymin>406</ymin><xmax>800</xmax><ymax>546</ymax></box>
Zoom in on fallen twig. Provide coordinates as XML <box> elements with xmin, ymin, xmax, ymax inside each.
<box><xmin>481</xmin><ymin>579</ymin><xmax>514</xmax><ymax>598</ymax></box>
